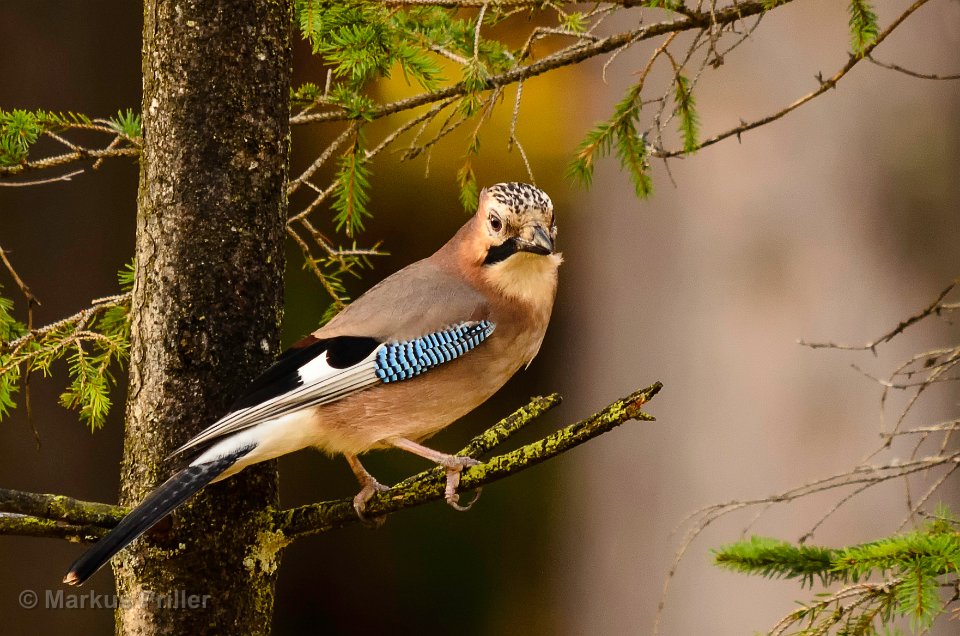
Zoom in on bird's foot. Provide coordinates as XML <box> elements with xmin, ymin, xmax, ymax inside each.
<box><xmin>345</xmin><ymin>453</ymin><xmax>390</xmax><ymax>527</ymax></box>
<box><xmin>352</xmin><ymin>479</ymin><xmax>390</xmax><ymax>527</ymax></box>
<box><xmin>437</xmin><ymin>455</ymin><xmax>482</xmax><ymax>511</ymax></box>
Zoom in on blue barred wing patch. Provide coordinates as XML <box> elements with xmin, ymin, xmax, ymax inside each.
<box><xmin>375</xmin><ymin>320</ymin><xmax>495</xmax><ymax>383</ymax></box>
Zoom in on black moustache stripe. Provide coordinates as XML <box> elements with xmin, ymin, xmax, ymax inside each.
<box><xmin>483</xmin><ymin>238</ymin><xmax>519</xmax><ymax>265</ymax></box>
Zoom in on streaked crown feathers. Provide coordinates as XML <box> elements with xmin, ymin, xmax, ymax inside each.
<box><xmin>484</xmin><ymin>182</ymin><xmax>552</xmax><ymax>217</ymax></box>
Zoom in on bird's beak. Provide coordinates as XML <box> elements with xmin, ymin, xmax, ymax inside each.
<box><xmin>515</xmin><ymin>224</ymin><xmax>554</xmax><ymax>255</ymax></box>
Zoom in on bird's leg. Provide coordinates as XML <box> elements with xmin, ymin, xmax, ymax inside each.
<box><xmin>344</xmin><ymin>453</ymin><xmax>389</xmax><ymax>525</ymax></box>
<box><xmin>387</xmin><ymin>438</ymin><xmax>482</xmax><ymax>511</ymax></box>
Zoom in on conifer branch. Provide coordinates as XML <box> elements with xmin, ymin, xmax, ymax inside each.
<box><xmin>291</xmin><ymin>1</ymin><xmax>786</xmax><ymax>126</ymax></box>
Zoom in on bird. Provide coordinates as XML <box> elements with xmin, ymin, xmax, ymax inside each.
<box><xmin>63</xmin><ymin>182</ymin><xmax>561</xmax><ymax>586</ymax></box>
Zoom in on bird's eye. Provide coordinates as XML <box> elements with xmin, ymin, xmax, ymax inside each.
<box><xmin>489</xmin><ymin>215</ymin><xmax>503</xmax><ymax>232</ymax></box>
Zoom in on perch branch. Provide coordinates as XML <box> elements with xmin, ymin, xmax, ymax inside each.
<box><xmin>0</xmin><ymin>383</ymin><xmax>662</xmax><ymax>543</ymax></box>
<box><xmin>275</xmin><ymin>382</ymin><xmax>661</xmax><ymax>538</ymax></box>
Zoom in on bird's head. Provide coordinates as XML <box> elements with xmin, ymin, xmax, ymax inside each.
<box><xmin>477</xmin><ymin>182</ymin><xmax>557</xmax><ymax>264</ymax></box>
<box><xmin>471</xmin><ymin>182</ymin><xmax>562</xmax><ymax>303</ymax></box>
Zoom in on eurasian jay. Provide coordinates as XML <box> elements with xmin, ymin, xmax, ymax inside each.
<box><xmin>64</xmin><ymin>182</ymin><xmax>561</xmax><ymax>586</ymax></box>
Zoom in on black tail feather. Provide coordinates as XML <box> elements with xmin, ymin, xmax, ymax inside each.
<box><xmin>63</xmin><ymin>445</ymin><xmax>252</xmax><ymax>586</ymax></box>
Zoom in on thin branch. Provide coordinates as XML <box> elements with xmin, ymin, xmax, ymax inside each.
<box><xmin>287</xmin><ymin>122</ymin><xmax>359</xmax><ymax>197</ymax></box>
<box><xmin>654</xmin><ymin>450</ymin><xmax>960</xmax><ymax>634</ymax></box>
<box><xmin>285</xmin><ymin>224</ymin><xmax>348</xmax><ymax>307</ymax></box>
<box><xmin>0</xmin><ymin>244</ymin><xmax>43</xmax><ymax>446</ymax></box>
<box><xmin>0</xmin><ymin>169</ymin><xmax>85</xmax><ymax>187</ymax></box>
<box><xmin>0</xmin><ymin>147</ymin><xmax>139</xmax><ymax>178</ymax></box>
<box><xmin>0</xmin><ymin>246</ymin><xmax>40</xmax><ymax>308</ymax></box>
<box><xmin>770</xmin><ymin>579</ymin><xmax>901</xmax><ymax>636</ymax></box>
<box><xmin>799</xmin><ymin>281</ymin><xmax>957</xmax><ymax>352</ymax></box>
<box><xmin>867</xmin><ymin>54</ymin><xmax>960</xmax><ymax>80</ymax></box>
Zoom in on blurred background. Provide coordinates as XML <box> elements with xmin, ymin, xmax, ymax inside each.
<box><xmin>1</xmin><ymin>1</ymin><xmax>958</xmax><ymax>634</ymax></box>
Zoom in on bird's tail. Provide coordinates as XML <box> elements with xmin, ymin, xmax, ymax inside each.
<box><xmin>63</xmin><ymin>445</ymin><xmax>253</xmax><ymax>586</ymax></box>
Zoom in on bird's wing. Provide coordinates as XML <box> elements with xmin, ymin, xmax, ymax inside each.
<box><xmin>317</xmin><ymin>258</ymin><xmax>489</xmax><ymax>341</ymax></box>
<box><xmin>171</xmin><ymin>261</ymin><xmax>492</xmax><ymax>458</ymax></box>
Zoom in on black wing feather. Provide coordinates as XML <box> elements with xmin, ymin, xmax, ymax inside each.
<box><xmin>228</xmin><ymin>335</ymin><xmax>380</xmax><ymax>413</ymax></box>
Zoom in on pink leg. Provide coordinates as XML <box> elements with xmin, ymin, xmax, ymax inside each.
<box><xmin>344</xmin><ymin>453</ymin><xmax>388</xmax><ymax>524</ymax></box>
<box><xmin>387</xmin><ymin>438</ymin><xmax>481</xmax><ymax>511</ymax></box>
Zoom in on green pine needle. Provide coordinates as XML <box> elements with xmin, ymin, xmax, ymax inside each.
<box><xmin>0</xmin><ymin>109</ymin><xmax>43</xmax><ymax>165</ymax></box>
<box><xmin>674</xmin><ymin>73</ymin><xmax>700</xmax><ymax>154</ymax></box>
<box><xmin>0</xmin><ymin>109</ymin><xmax>97</xmax><ymax>166</ymax></box>
<box><xmin>109</xmin><ymin>109</ymin><xmax>142</xmax><ymax>139</ymax></box>
<box><xmin>332</xmin><ymin>136</ymin><xmax>372</xmax><ymax>238</ymax></box>
<box><xmin>0</xmin><ymin>357</ymin><xmax>20</xmax><ymax>419</ymax></box>
<box><xmin>459</xmin><ymin>59</ymin><xmax>490</xmax><ymax>117</ymax></box>
<box><xmin>457</xmin><ymin>160</ymin><xmax>479</xmax><ymax>212</ymax></box>
<box><xmin>848</xmin><ymin>0</ymin><xmax>879</xmax><ymax>57</ymax></box>
<box><xmin>714</xmin><ymin>536</ymin><xmax>839</xmax><ymax>587</ymax></box>
<box><xmin>561</xmin><ymin>11</ymin><xmax>588</xmax><ymax>34</ymax></box>
<box><xmin>291</xmin><ymin>82</ymin><xmax>323</xmax><ymax>105</ymax></box>
<box><xmin>296</xmin><ymin>0</ymin><xmax>444</xmax><ymax>91</ymax></box>
<box><xmin>567</xmin><ymin>83</ymin><xmax>652</xmax><ymax>198</ymax></box>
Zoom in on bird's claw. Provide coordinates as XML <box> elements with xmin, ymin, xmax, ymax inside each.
<box><xmin>440</xmin><ymin>456</ymin><xmax>481</xmax><ymax>511</ymax></box>
<box><xmin>353</xmin><ymin>480</ymin><xmax>390</xmax><ymax>527</ymax></box>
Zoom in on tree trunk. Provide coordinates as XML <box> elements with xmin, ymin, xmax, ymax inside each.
<box><xmin>116</xmin><ymin>2</ymin><xmax>291</xmax><ymax>633</ymax></box>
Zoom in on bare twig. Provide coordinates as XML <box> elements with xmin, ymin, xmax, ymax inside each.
<box><xmin>287</xmin><ymin>122</ymin><xmax>359</xmax><ymax>197</ymax></box>
<box><xmin>867</xmin><ymin>54</ymin><xmax>960</xmax><ymax>80</ymax></box>
<box><xmin>659</xmin><ymin>281</ymin><xmax>960</xmax><ymax>634</ymax></box>
<box><xmin>0</xmin><ymin>245</ymin><xmax>43</xmax><ymax>446</ymax></box>
<box><xmin>0</xmin><ymin>246</ymin><xmax>40</xmax><ymax>309</ymax></box>
<box><xmin>0</xmin><ymin>169</ymin><xmax>85</xmax><ymax>187</ymax></box>
<box><xmin>799</xmin><ymin>281</ymin><xmax>956</xmax><ymax>352</ymax></box>
<box><xmin>655</xmin><ymin>451</ymin><xmax>959</xmax><ymax>634</ymax></box>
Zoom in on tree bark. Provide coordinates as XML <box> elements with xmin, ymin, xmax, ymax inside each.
<box><xmin>117</xmin><ymin>2</ymin><xmax>291</xmax><ymax>634</ymax></box>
